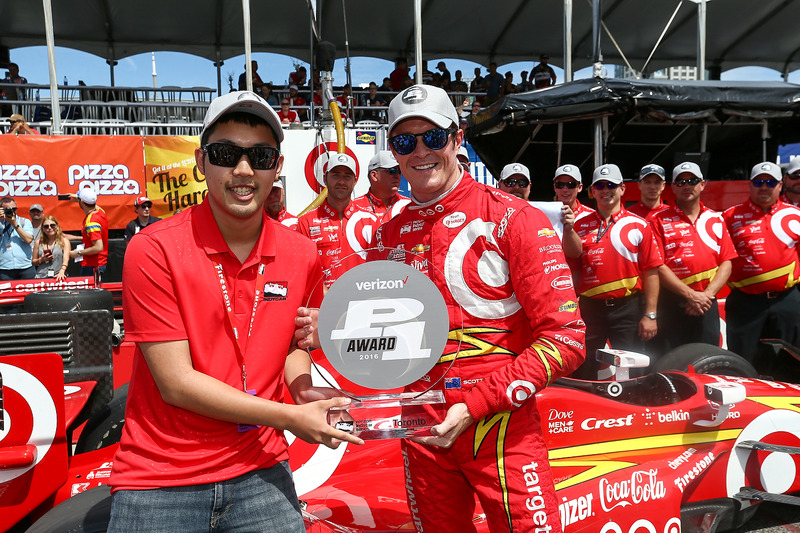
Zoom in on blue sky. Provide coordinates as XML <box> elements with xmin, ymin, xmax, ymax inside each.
<box><xmin>8</xmin><ymin>46</ymin><xmax>800</xmax><ymax>94</ymax></box>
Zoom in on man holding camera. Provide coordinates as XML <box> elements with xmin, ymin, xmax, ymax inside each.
<box><xmin>0</xmin><ymin>197</ymin><xmax>34</xmax><ymax>280</ymax></box>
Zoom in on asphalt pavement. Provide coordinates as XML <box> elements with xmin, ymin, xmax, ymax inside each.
<box><xmin>736</xmin><ymin>503</ymin><xmax>800</xmax><ymax>533</ymax></box>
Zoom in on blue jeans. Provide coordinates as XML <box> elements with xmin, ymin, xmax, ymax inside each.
<box><xmin>108</xmin><ymin>462</ymin><xmax>304</xmax><ymax>533</ymax></box>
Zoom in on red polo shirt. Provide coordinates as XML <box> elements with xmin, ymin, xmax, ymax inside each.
<box><xmin>297</xmin><ymin>200</ymin><xmax>379</xmax><ymax>289</ymax></box>
<box><xmin>573</xmin><ymin>200</ymin><xmax>596</xmax><ymax>223</ymax></box>
<box><xmin>723</xmin><ymin>199</ymin><xmax>800</xmax><ymax>294</ymax></box>
<box><xmin>351</xmin><ymin>191</ymin><xmax>411</xmax><ymax>221</ymax></box>
<box><xmin>627</xmin><ymin>200</ymin><xmax>669</xmax><ymax>220</ymax></box>
<box><xmin>112</xmin><ymin>200</ymin><xmax>322</xmax><ymax>491</ymax></box>
<box><xmin>574</xmin><ymin>208</ymin><xmax>663</xmax><ymax>298</ymax></box>
<box><xmin>650</xmin><ymin>204</ymin><xmax>737</xmax><ymax>291</ymax></box>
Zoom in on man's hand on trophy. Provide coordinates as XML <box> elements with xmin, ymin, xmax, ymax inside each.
<box><xmin>410</xmin><ymin>402</ymin><xmax>474</xmax><ymax>448</ymax></box>
<box><xmin>288</xmin><ymin>397</ymin><xmax>364</xmax><ymax>448</ymax></box>
<box><xmin>294</xmin><ymin>307</ymin><xmax>320</xmax><ymax>350</ymax></box>
<box><xmin>327</xmin><ymin>408</ymin><xmax>358</xmax><ymax>437</ymax></box>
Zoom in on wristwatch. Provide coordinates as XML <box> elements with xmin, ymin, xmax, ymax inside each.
<box><xmin>644</xmin><ymin>312</ymin><xmax>657</xmax><ymax>320</ymax></box>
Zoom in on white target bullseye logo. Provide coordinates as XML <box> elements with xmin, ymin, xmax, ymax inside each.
<box><xmin>771</xmin><ymin>208</ymin><xmax>800</xmax><ymax>248</ymax></box>
<box><xmin>0</xmin><ymin>363</ymin><xmax>58</xmax><ymax>484</ymax></box>
<box><xmin>506</xmin><ymin>380</ymin><xmax>536</xmax><ymax>407</ymax></box>
<box><xmin>445</xmin><ymin>219</ymin><xmax>520</xmax><ymax>320</ymax></box>
<box><xmin>345</xmin><ymin>210</ymin><xmax>379</xmax><ymax>259</ymax></box>
<box><xmin>726</xmin><ymin>409</ymin><xmax>800</xmax><ymax>498</ymax></box>
<box><xmin>696</xmin><ymin>211</ymin><xmax>724</xmax><ymax>254</ymax></box>
<box><xmin>610</xmin><ymin>217</ymin><xmax>646</xmax><ymax>263</ymax></box>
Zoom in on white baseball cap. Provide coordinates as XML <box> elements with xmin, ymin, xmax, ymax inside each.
<box><xmin>592</xmin><ymin>164</ymin><xmax>624</xmax><ymax>185</ymax></box>
<box><xmin>368</xmin><ymin>150</ymin><xmax>399</xmax><ymax>171</ymax></box>
<box><xmin>388</xmin><ymin>84</ymin><xmax>459</xmax><ymax>135</ymax></box>
<box><xmin>273</xmin><ymin>179</ymin><xmax>284</xmax><ymax>189</ymax></box>
<box><xmin>327</xmin><ymin>153</ymin><xmax>357</xmax><ymax>175</ymax></box>
<box><xmin>750</xmin><ymin>161</ymin><xmax>782</xmax><ymax>182</ymax></box>
<box><xmin>202</xmin><ymin>91</ymin><xmax>284</xmax><ymax>143</ymax></box>
<box><xmin>77</xmin><ymin>187</ymin><xmax>98</xmax><ymax>205</ymax></box>
<box><xmin>672</xmin><ymin>162</ymin><xmax>703</xmax><ymax>181</ymax></box>
<box><xmin>640</xmin><ymin>164</ymin><xmax>666</xmax><ymax>181</ymax></box>
<box><xmin>500</xmin><ymin>163</ymin><xmax>530</xmax><ymax>181</ymax></box>
<box><xmin>457</xmin><ymin>146</ymin><xmax>469</xmax><ymax>162</ymax></box>
<box><xmin>554</xmin><ymin>164</ymin><xmax>582</xmax><ymax>182</ymax></box>
<box><xmin>785</xmin><ymin>158</ymin><xmax>800</xmax><ymax>176</ymax></box>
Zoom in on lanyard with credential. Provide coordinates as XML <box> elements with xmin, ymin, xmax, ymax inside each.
<box><xmin>213</xmin><ymin>259</ymin><xmax>266</xmax><ymax>393</ymax></box>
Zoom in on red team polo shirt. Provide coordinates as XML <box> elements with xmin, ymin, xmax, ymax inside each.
<box><xmin>297</xmin><ymin>200</ymin><xmax>379</xmax><ymax>289</ymax></box>
<box><xmin>650</xmin><ymin>204</ymin><xmax>737</xmax><ymax>291</ymax></box>
<box><xmin>574</xmin><ymin>208</ymin><xmax>663</xmax><ymax>298</ymax></box>
<box><xmin>627</xmin><ymin>200</ymin><xmax>669</xmax><ymax>220</ymax></box>
<box><xmin>723</xmin><ymin>199</ymin><xmax>800</xmax><ymax>294</ymax></box>
<box><xmin>573</xmin><ymin>200</ymin><xmax>596</xmax><ymax>223</ymax></box>
<box><xmin>274</xmin><ymin>207</ymin><xmax>299</xmax><ymax>230</ymax></box>
<box><xmin>111</xmin><ymin>200</ymin><xmax>323</xmax><ymax>491</ymax></box>
<box><xmin>81</xmin><ymin>207</ymin><xmax>108</xmax><ymax>267</ymax></box>
<box><xmin>350</xmin><ymin>191</ymin><xmax>411</xmax><ymax>221</ymax></box>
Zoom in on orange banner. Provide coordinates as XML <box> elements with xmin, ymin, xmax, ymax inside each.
<box><xmin>0</xmin><ymin>135</ymin><xmax>144</xmax><ymax>231</ymax></box>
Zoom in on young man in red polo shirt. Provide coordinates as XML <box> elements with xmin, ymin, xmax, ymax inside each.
<box><xmin>571</xmin><ymin>163</ymin><xmax>662</xmax><ymax>379</ymax></box>
<box><xmin>723</xmin><ymin>161</ymin><xmax>800</xmax><ymax>362</ymax></box>
<box><xmin>628</xmin><ymin>164</ymin><xmax>669</xmax><ymax>219</ymax></box>
<box><xmin>109</xmin><ymin>91</ymin><xmax>362</xmax><ymax>532</ymax></box>
<box><xmin>649</xmin><ymin>162</ymin><xmax>737</xmax><ymax>354</ymax></box>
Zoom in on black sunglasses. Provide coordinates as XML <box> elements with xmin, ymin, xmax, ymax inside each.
<box><xmin>592</xmin><ymin>182</ymin><xmax>620</xmax><ymax>190</ymax></box>
<box><xmin>501</xmin><ymin>178</ymin><xmax>530</xmax><ymax>188</ymax></box>
<box><xmin>281</xmin><ymin>102</ymin><xmax>290</xmax><ymax>105</ymax></box>
<box><xmin>752</xmin><ymin>178</ymin><xmax>779</xmax><ymax>188</ymax></box>
<box><xmin>383</xmin><ymin>167</ymin><xmax>401</xmax><ymax>175</ymax></box>
<box><xmin>202</xmin><ymin>143</ymin><xmax>280</xmax><ymax>170</ymax></box>
<box><xmin>554</xmin><ymin>181</ymin><xmax>579</xmax><ymax>189</ymax></box>
<box><xmin>674</xmin><ymin>177</ymin><xmax>702</xmax><ymax>187</ymax></box>
<box><xmin>388</xmin><ymin>128</ymin><xmax>456</xmax><ymax>156</ymax></box>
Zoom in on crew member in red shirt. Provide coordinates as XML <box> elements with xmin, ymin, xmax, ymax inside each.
<box><xmin>723</xmin><ymin>161</ymin><xmax>800</xmax><ymax>362</ymax></box>
<box><xmin>108</xmin><ymin>91</ymin><xmax>361</xmax><ymax>532</ymax></box>
<box><xmin>351</xmin><ymin>150</ymin><xmax>410</xmax><ymax>221</ymax></box>
<box><xmin>554</xmin><ymin>164</ymin><xmax>595</xmax><ymax>224</ymax></box>
<box><xmin>628</xmin><ymin>164</ymin><xmax>669</xmax><ymax>219</ymax></box>
<box><xmin>265</xmin><ymin>179</ymin><xmax>298</xmax><ymax>230</ymax></box>
<box><xmin>69</xmin><ymin>187</ymin><xmax>108</xmax><ymax>280</ymax></box>
<box><xmin>297</xmin><ymin>153</ymin><xmax>378</xmax><ymax>290</ymax></box>
<box><xmin>782</xmin><ymin>158</ymin><xmax>800</xmax><ymax>206</ymax></box>
<box><xmin>649</xmin><ymin>162</ymin><xmax>737</xmax><ymax>354</ymax></box>
<box><xmin>496</xmin><ymin>162</ymin><xmax>531</xmax><ymax>200</ymax></box>
<box><xmin>572</xmin><ymin>163</ymin><xmax>662</xmax><ymax>378</ymax></box>
<box><xmin>277</xmin><ymin>99</ymin><xmax>299</xmax><ymax>124</ymax></box>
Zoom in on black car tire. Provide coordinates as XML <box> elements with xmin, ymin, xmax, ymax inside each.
<box><xmin>24</xmin><ymin>288</ymin><xmax>114</xmax><ymax>314</ymax></box>
<box><xmin>651</xmin><ymin>343</ymin><xmax>759</xmax><ymax>378</ymax></box>
<box><xmin>24</xmin><ymin>485</ymin><xmax>111</xmax><ymax>533</ymax></box>
<box><xmin>74</xmin><ymin>384</ymin><xmax>128</xmax><ymax>454</ymax></box>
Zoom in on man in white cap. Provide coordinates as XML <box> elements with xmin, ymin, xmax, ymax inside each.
<box><xmin>352</xmin><ymin>150</ymin><xmax>410</xmax><ymax>221</ymax></box>
<box><xmin>358</xmin><ymin>84</ymin><xmax>584</xmax><ymax>532</ymax></box>
<box><xmin>648</xmin><ymin>162</ymin><xmax>737</xmax><ymax>354</ymax></box>
<box><xmin>722</xmin><ymin>161</ymin><xmax>800</xmax><ymax>362</ymax></box>
<box><xmin>496</xmin><ymin>162</ymin><xmax>531</xmax><ymax>200</ymax></box>
<box><xmin>297</xmin><ymin>153</ymin><xmax>378</xmax><ymax>290</ymax></box>
<box><xmin>456</xmin><ymin>145</ymin><xmax>470</xmax><ymax>173</ymax></box>
<box><xmin>553</xmin><ymin>164</ymin><xmax>594</xmax><ymax>224</ymax></box>
<box><xmin>265</xmin><ymin>179</ymin><xmax>298</xmax><ymax>230</ymax></box>
<box><xmin>782</xmin><ymin>158</ymin><xmax>800</xmax><ymax>206</ymax></box>
<box><xmin>572</xmin><ymin>163</ymin><xmax>662</xmax><ymax>379</ymax></box>
<box><xmin>108</xmin><ymin>91</ymin><xmax>361</xmax><ymax>533</ymax></box>
<box><xmin>124</xmin><ymin>196</ymin><xmax>161</xmax><ymax>242</ymax></box>
<box><xmin>628</xmin><ymin>163</ymin><xmax>668</xmax><ymax>219</ymax></box>
<box><xmin>69</xmin><ymin>187</ymin><xmax>108</xmax><ymax>279</ymax></box>
<box><xmin>28</xmin><ymin>203</ymin><xmax>44</xmax><ymax>245</ymax></box>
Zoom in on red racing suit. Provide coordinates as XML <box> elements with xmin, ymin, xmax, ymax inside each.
<box><xmin>351</xmin><ymin>190</ymin><xmax>411</xmax><ymax>221</ymax></box>
<box><xmin>271</xmin><ymin>207</ymin><xmax>298</xmax><ymax>231</ymax></box>
<box><xmin>297</xmin><ymin>200</ymin><xmax>379</xmax><ymax>290</ymax></box>
<box><xmin>368</xmin><ymin>175</ymin><xmax>585</xmax><ymax>533</ymax></box>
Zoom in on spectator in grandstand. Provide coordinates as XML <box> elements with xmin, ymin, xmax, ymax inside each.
<box><xmin>265</xmin><ymin>180</ymin><xmax>298</xmax><ymax>230</ymax></box>
<box><xmin>628</xmin><ymin>164</ymin><xmax>669</xmax><ymax>219</ymax></box>
<box><xmin>28</xmin><ymin>203</ymin><xmax>44</xmax><ymax>245</ymax></box>
<box><xmin>572</xmin><ymin>164</ymin><xmax>662</xmax><ymax>379</ymax></box>
<box><xmin>288</xmin><ymin>85</ymin><xmax>307</xmax><ymax>120</ymax></box>
<box><xmin>237</xmin><ymin>60</ymin><xmax>263</xmax><ymax>92</ymax></box>
<box><xmin>32</xmin><ymin>215</ymin><xmax>71</xmax><ymax>280</ymax></box>
<box><xmin>289</xmin><ymin>66</ymin><xmax>308</xmax><ymax>87</ymax></box>
<box><xmin>648</xmin><ymin>162</ymin><xmax>736</xmax><ymax>354</ymax></box>
<box><xmin>125</xmin><ymin>196</ymin><xmax>161</xmax><ymax>242</ymax></box>
<box><xmin>502</xmin><ymin>71</ymin><xmax>518</xmax><ymax>95</ymax></box>
<box><xmin>259</xmin><ymin>83</ymin><xmax>280</xmax><ymax>106</ymax></box>
<box><xmin>6</xmin><ymin>113</ymin><xmax>39</xmax><ymax>135</ymax></box>
<box><xmin>782</xmin><ymin>158</ymin><xmax>800</xmax><ymax>206</ymax></box>
<box><xmin>390</xmin><ymin>57</ymin><xmax>409</xmax><ymax>92</ymax></box>
<box><xmin>436</xmin><ymin>61</ymin><xmax>451</xmax><ymax>88</ymax></box>
<box><xmin>352</xmin><ymin>150</ymin><xmax>410</xmax><ymax>221</ymax></box>
<box><xmin>530</xmin><ymin>55</ymin><xmax>557</xmax><ymax>89</ymax></box>
<box><xmin>496</xmin><ymin>162</ymin><xmax>531</xmax><ymax>200</ymax></box>
<box><xmin>69</xmin><ymin>188</ymin><xmax>108</xmax><ymax>280</ymax></box>
<box><xmin>449</xmin><ymin>70</ymin><xmax>468</xmax><ymax>93</ymax></box>
<box><xmin>277</xmin><ymin>99</ymin><xmax>300</xmax><ymax>124</ymax></box>
<box><xmin>518</xmin><ymin>71</ymin><xmax>533</xmax><ymax>92</ymax></box>
<box><xmin>1</xmin><ymin>62</ymin><xmax>27</xmax><ymax>117</ymax></box>
<box><xmin>482</xmin><ymin>62</ymin><xmax>504</xmax><ymax>105</ymax></box>
<box><xmin>359</xmin><ymin>81</ymin><xmax>387</xmax><ymax>123</ymax></box>
<box><xmin>0</xmin><ymin>196</ymin><xmax>34</xmax><ymax>280</ymax></box>
<box><xmin>723</xmin><ymin>161</ymin><xmax>800</xmax><ymax>362</ymax></box>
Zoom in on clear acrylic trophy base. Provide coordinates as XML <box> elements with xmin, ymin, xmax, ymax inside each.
<box><xmin>328</xmin><ymin>390</ymin><xmax>446</xmax><ymax>440</ymax></box>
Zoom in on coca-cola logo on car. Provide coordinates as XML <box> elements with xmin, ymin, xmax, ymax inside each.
<box><xmin>599</xmin><ymin>469</ymin><xmax>666</xmax><ymax>512</ymax></box>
